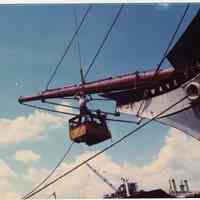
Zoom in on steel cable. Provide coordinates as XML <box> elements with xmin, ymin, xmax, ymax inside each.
<box><xmin>45</xmin><ymin>5</ymin><xmax>92</xmax><ymax>90</ymax></box>
<box><xmin>21</xmin><ymin>5</ymin><xmax>193</xmax><ymax>198</ymax></box>
<box><xmin>23</xmin><ymin>95</ymin><xmax>187</xmax><ymax>199</ymax></box>
<box><xmin>137</xmin><ymin>4</ymin><xmax>190</xmax><ymax>118</ymax></box>
<box><xmin>84</xmin><ymin>5</ymin><xmax>124</xmax><ymax>79</ymax></box>
<box><xmin>23</xmin><ymin>142</ymin><xmax>74</xmax><ymax>199</ymax></box>
<box><xmin>154</xmin><ymin>3</ymin><xmax>190</xmax><ymax>76</ymax></box>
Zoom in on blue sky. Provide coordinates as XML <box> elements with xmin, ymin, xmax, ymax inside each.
<box><xmin>1</xmin><ymin>4</ymin><xmax>200</xmax><ymax>198</ymax></box>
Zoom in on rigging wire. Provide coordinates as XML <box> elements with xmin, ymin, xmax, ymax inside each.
<box><xmin>22</xmin><ymin>100</ymin><xmax>136</xmax><ymax>123</ymax></box>
<box><xmin>43</xmin><ymin>100</ymin><xmax>120</xmax><ymax>117</ymax></box>
<box><xmin>153</xmin><ymin>3</ymin><xmax>190</xmax><ymax>76</ymax></box>
<box><xmin>23</xmin><ymin>100</ymin><xmax>138</xmax><ymax>124</ymax></box>
<box><xmin>84</xmin><ymin>4</ymin><xmax>124</xmax><ymax>80</ymax></box>
<box><xmin>44</xmin><ymin>100</ymin><xmax>81</xmax><ymax>110</ymax></box>
<box><xmin>73</xmin><ymin>7</ymin><xmax>84</xmax><ymax>83</ymax></box>
<box><xmin>28</xmin><ymin>101</ymin><xmax>137</xmax><ymax>124</ymax></box>
<box><xmin>45</xmin><ymin>5</ymin><xmax>92</xmax><ymax>90</ymax></box>
<box><xmin>21</xmin><ymin>102</ymin><xmax>78</xmax><ymax>116</ymax></box>
<box><xmin>106</xmin><ymin>117</ymin><xmax>139</xmax><ymax>124</ymax></box>
<box><xmin>86</xmin><ymin>97</ymin><xmax>114</xmax><ymax>101</ymax></box>
<box><xmin>61</xmin><ymin>96</ymin><xmax>114</xmax><ymax>101</ymax></box>
<box><xmin>23</xmin><ymin>95</ymin><xmax>187</xmax><ymax>199</ymax></box>
<box><xmin>23</xmin><ymin>142</ymin><xmax>74</xmax><ymax>199</ymax></box>
<box><xmin>22</xmin><ymin>5</ymin><xmax>191</xmax><ymax>198</ymax></box>
<box><xmin>78</xmin><ymin>144</ymin><xmax>87</xmax><ymax>197</ymax></box>
<box><xmin>136</xmin><ymin>4</ymin><xmax>190</xmax><ymax>118</ymax></box>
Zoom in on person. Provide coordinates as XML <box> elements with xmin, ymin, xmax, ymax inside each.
<box><xmin>77</xmin><ymin>92</ymin><xmax>89</xmax><ymax>115</ymax></box>
<box><xmin>75</xmin><ymin>91</ymin><xmax>91</xmax><ymax>123</ymax></box>
<box><xmin>96</xmin><ymin>109</ymin><xmax>107</xmax><ymax>128</ymax></box>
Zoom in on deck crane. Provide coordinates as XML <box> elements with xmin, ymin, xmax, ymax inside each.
<box><xmin>48</xmin><ymin>192</ymin><xmax>56</xmax><ymax>199</ymax></box>
<box><xmin>20</xmin><ymin>6</ymin><xmax>200</xmax><ymax>200</ymax></box>
<box><xmin>86</xmin><ymin>163</ymin><xmax>117</xmax><ymax>192</ymax></box>
<box><xmin>86</xmin><ymin>163</ymin><xmax>138</xmax><ymax>198</ymax></box>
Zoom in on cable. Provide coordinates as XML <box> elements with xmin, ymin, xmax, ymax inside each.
<box><xmin>74</xmin><ymin>7</ymin><xmax>83</xmax><ymax>72</ymax></box>
<box><xmin>21</xmin><ymin>5</ymin><xmax>191</xmax><ymax>198</ymax></box>
<box><xmin>23</xmin><ymin>100</ymin><xmax>124</xmax><ymax>120</ymax></box>
<box><xmin>84</xmin><ymin>4</ymin><xmax>124</xmax><ymax>79</ymax></box>
<box><xmin>43</xmin><ymin>100</ymin><xmax>120</xmax><ymax>117</ymax></box>
<box><xmin>23</xmin><ymin>95</ymin><xmax>187</xmax><ymax>199</ymax></box>
<box><xmin>45</xmin><ymin>5</ymin><xmax>92</xmax><ymax>90</ymax></box>
<box><xmin>23</xmin><ymin>142</ymin><xmax>74</xmax><ymax>199</ymax></box>
<box><xmin>21</xmin><ymin>103</ymin><xmax>78</xmax><ymax>116</ymax></box>
<box><xmin>24</xmin><ymin>95</ymin><xmax>187</xmax><ymax>199</ymax></box>
<box><xmin>73</xmin><ymin>7</ymin><xmax>85</xmax><ymax>85</ymax></box>
<box><xmin>87</xmin><ymin>97</ymin><xmax>114</xmax><ymax>101</ymax></box>
<box><xmin>59</xmin><ymin>97</ymin><xmax>77</xmax><ymax>101</ymax></box>
<box><xmin>106</xmin><ymin>118</ymin><xmax>139</xmax><ymax>124</ymax></box>
<box><xmin>137</xmin><ymin>4</ymin><xmax>190</xmax><ymax>117</ymax></box>
<box><xmin>61</xmin><ymin>97</ymin><xmax>114</xmax><ymax>102</ymax></box>
<box><xmin>154</xmin><ymin>3</ymin><xmax>190</xmax><ymax>76</ymax></box>
<box><xmin>43</xmin><ymin>100</ymin><xmax>81</xmax><ymax>110</ymax></box>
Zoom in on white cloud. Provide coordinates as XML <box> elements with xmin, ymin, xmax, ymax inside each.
<box><xmin>14</xmin><ymin>150</ymin><xmax>40</xmax><ymax>163</ymax></box>
<box><xmin>22</xmin><ymin>153</ymin><xmax>118</xmax><ymax>198</ymax></box>
<box><xmin>0</xmin><ymin>99</ymin><xmax>76</xmax><ymax>145</ymax></box>
<box><xmin>0</xmin><ymin>159</ymin><xmax>20</xmax><ymax>200</ymax></box>
<box><xmin>55</xmin><ymin>100</ymin><xmax>78</xmax><ymax>115</ymax></box>
<box><xmin>22</xmin><ymin>167</ymin><xmax>49</xmax><ymax>184</ymax></box>
<box><xmin>21</xmin><ymin>128</ymin><xmax>200</xmax><ymax>198</ymax></box>
<box><xmin>0</xmin><ymin>159</ymin><xmax>17</xmax><ymax>179</ymax></box>
<box><xmin>0</xmin><ymin>110</ymin><xmax>65</xmax><ymax>144</ymax></box>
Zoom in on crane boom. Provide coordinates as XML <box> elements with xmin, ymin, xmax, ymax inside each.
<box><xmin>86</xmin><ymin>163</ymin><xmax>117</xmax><ymax>192</ymax></box>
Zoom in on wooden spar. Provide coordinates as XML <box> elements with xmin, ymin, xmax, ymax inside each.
<box><xmin>18</xmin><ymin>67</ymin><xmax>176</xmax><ymax>103</ymax></box>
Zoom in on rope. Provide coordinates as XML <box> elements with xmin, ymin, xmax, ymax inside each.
<box><xmin>106</xmin><ymin>117</ymin><xmax>138</xmax><ymax>124</ymax></box>
<box><xmin>23</xmin><ymin>142</ymin><xmax>74</xmax><ymax>199</ymax></box>
<box><xmin>45</xmin><ymin>5</ymin><xmax>92</xmax><ymax>90</ymax></box>
<box><xmin>61</xmin><ymin>97</ymin><xmax>113</xmax><ymax>101</ymax></box>
<box><xmin>43</xmin><ymin>100</ymin><xmax>117</xmax><ymax>116</ymax></box>
<box><xmin>21</xmin><ymin>5</ymin><xmax>192</xmax><ymax>198</ymax></box>
<box><xmin>21</xmin><ymin>103</ymin><xmax>77</xmax><ymax>116</ymax></box>
<box><xmin>23</xmin><ymin>95</ymin><xmax>187</xmax><ymax>199</ymax></box>
<box><xmin>44</xmin><ymin>100</ymin><xmax>81</xmax><ymax>111</ymax></box>
<box><xmin>84</xmin><ymin>4</ymin><xmax>124</xmax><ymax>79</ymax></box>
<box><xmin>154</xmin><ymin>3</ymin><xmax>190</xmax><ymax>76</ymax></box>
<box><xmin>73</xmin><ymin>7</ymin><xmax>84</xmax><ymax>84</ymax></box>
<box><xmin>137</xmin><ymin>4</ymin><xmax>190</xmax><ymax>118</ymax></box>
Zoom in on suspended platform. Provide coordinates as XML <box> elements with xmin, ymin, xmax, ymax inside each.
<box><xmin>69</xmin><ymin>114</ymin><xmax>111</xmax><ymax>146</ymax></box>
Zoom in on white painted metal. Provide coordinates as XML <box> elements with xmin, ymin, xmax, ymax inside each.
<box><xmin>117</xmin><ymin>85</ymin><xmax>200</xmax><ymax>141</ymax></box>
<box><xmin>118</xmin><ymin>87</ymin><xmax>190</xmax><ymax>119</ymax></box>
